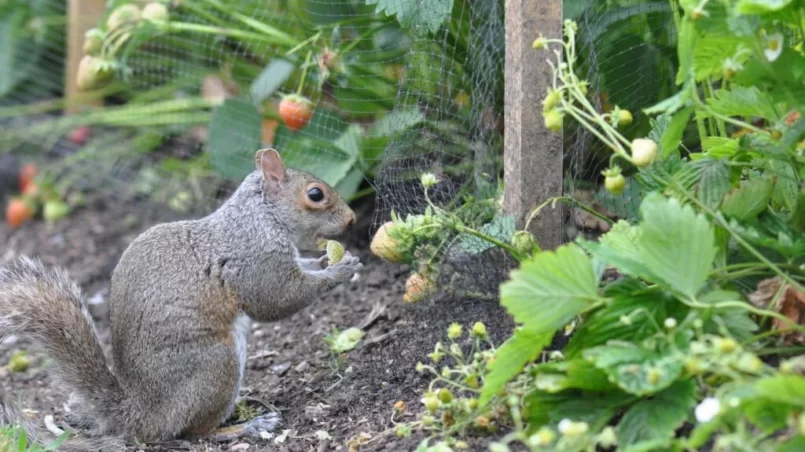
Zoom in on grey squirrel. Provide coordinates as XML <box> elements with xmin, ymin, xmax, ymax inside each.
<box><xmin>0</xmin><ymin>148</ymin><xmax>362</xmax><ymax>450</ymax></box>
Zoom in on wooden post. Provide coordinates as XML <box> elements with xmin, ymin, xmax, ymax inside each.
<box><xmin>65</xmin><ymin>0</ymin><xmax>106</xmax><ymax>114</ymax></box>
<box><xmin>503</xmin><ymin>0</ymin><xmax>564</xmax><ymax>250</ymax></box>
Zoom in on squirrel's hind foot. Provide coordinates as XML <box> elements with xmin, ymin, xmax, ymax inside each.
<box><xmin>207</xmin><ymin>412</ymin><xmax>280</xmax><ymax>443</ymax></box>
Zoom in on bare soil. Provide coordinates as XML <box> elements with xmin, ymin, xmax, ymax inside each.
<box><xmin>0</xmin><ymin>192</ymin><xmax>517</xmax><ymax>452</ymax></box>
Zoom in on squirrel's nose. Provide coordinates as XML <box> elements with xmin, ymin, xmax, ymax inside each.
<box><xmin>345</xmin><ymin>211</ymin><xmax>356</xmax><ymax>228</ymax></box>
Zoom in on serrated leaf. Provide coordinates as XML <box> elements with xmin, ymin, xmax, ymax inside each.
<box><xmin>564</xmin><ymin>286</ymin><xmax>688</xmax><ymax>358</ymax></box>
<box><xmin>740</xmin><ymin>397</ymin><xmax>790</xmax><ymax>432</ymax></box>
<box><xmin>736</xmin><ymin>0</ymin><xmax>794</xmax><ymax>14</ymax></box>
<box><xmin>696</xmin><ymin>158</ymin><xmax>731</xmax><ymax>209</ymax></box>
<box><xmin>366</xmin><ymin>0</ymin><xmax>453</xmax><ymax>35</ymax></box>
<box><xmin>702</xmin><ymin>136</ymin><xmax>739</xmax><ymax>158</ymax></box>
<box><xmin>370</xmin><ymin>106</ymin><xmax>425</xmax><ymax>136</ymax></box>
<box><xmin>778</xmin><ymin>436</ymin><xmax>805</xmax><ymax>452</ymax></box>
<box><xmin>523</xmin><ymin>390</ymin><xmax>632</xmax><ymax>432</ymax></box>
<box><xmin>500</xmin><ymin>244</ymin><xmax>602</xmax><ymax>331</ymax></box>
<box><xmin>457</xmin><ymin>214</ymin><xmax>516</xmax><ymax>255</ymax></box>
<box><xmin>693</xmin><ymin>37</ymin><xmax>742</xmax><ymax>81</ymax></box>
<box><xmin>479</xmin><ymin>328</ymin><xmax>552</xmax><ymax>405</ymax></box>
<box><xmin>698</xmin><ymin>290</ymin><xmax>758</xmax><ymax>341</ymax></box>
<box><xmin>637</xmin><ymin>193</ymin><xmax>716</xmax><ymax>299</ymax></box>
<box><xmin>535</xmin><ymin>359</ymin><xmax>619</xmax><ymax>392</ymax></box>
<box><xmin>728</xmin><ymin>218</ymin><xmax>805</xmax><ymax>260</ymax></box>
<box><xmin>615</xmin><ymin>380</ymin><xmax>696</xmax><ymax>452</ymax></box>
<box><xmin>707</xmin><ymin>86</ymin><xmax>780</xmax><ymax>121</ymax></box>
<box><xmin>280</xmin><ymin>124</ymin><xmax>360</xmax><ymax>187</ymax></box>
<box><xmin>578</xmin><ymin>229</ymin><xmax>662</xmax><ymax>284</ymax></box>
<box><xmin>661</xmin><ymin>107</ymin><xmax>692</xmax><ymax>157</ymax></box>
<box><xmin>206</xmin><ymin>98</ymin><xmax>263</xmax><ymax>180</ymax></box>
<box><xmin>754</xmin><ymin>374</ymin><xmax>805</xmax><ymax>408</ymax></box>
<box><xmin>583</xmin><ymin>342</ymin><xmax>683</xmax><ymax>396</ymax></box>
<box><xmin>250</xmin><ymin>58</ymin><xmax>295</xmax><ymax>104</ymax></box>
<box><xmin>720</xmin><ymin>176</ymin><xmax>774</xmax><ymax>221</ymax></box>
<box><xmin>675</xmin><ymin>19</ymin><xmax>697</xmax><ymax>85</ymax></box>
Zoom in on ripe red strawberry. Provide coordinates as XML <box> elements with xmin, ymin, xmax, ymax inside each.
<box><xmin>67</xmin><ymin>126</ymin><xmax>91</xmax><ymax>145</ymax></box>
<box><xmin>18</xmin><ymin>163</ymin><xmax>36</xmax><ymax>193</ymax></box>
<box><xmin>278</xmin><ymin>95</ymin><xmax>314</xmax><ymax>132</ymax></box>
<box><xmin>6</xmin><ymin>198</ymin><xmax>34</xmax><ymax>228</ymax></box>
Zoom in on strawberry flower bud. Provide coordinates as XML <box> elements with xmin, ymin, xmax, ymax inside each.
<box><xmin>471</xmin><ymin>321</ymin><xmax>487</xmax><ymax>339</ymax></box>
<box><xmin>420</xmin><ymin>172</ymin><xmax>438</xmax><ymax>189</ymax></box>
<box><xmin>447</xmin><ymin>322</ymin><xmax>463</xmax><ymax>340</ymax></box>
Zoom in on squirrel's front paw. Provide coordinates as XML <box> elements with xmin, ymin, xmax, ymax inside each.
<box><xmin>326</xmin><ymin>251</ymin><xmax>362</xmax><ymax>283</ymax></box>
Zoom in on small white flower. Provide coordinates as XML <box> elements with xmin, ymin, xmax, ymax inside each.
<box><xmin>557</xmin><ymin>419</ymin><xmax>588</xmax><ymax>437</ymax></box>
<box><xmin>728</xmin><ymin>397</ymin><xmax>740</xmax><ymax>408</ymax></box>
<box><xmin>420</xmin><ymin>173</ymin><xmax>438</xmax><ymax>189</ymax></box>
<box><xmin>664</xmin><ymin>318</ymin><xmax>677</xmax><ymax>329</ymax></box>
<box><xmin>764</xmin><ymin>33</ymin><xmax>784</xmax><ymax>62</ymax></box>
<box><xmin>695</xmin><ymin>397</ymin><xmax>721</xmax><ymax>423</ymax></box>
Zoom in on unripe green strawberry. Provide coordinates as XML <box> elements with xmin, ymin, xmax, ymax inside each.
<box><xmin>76</xmin><ymin>55</ymin><xmax>113</xmax><ymax>91</ymax></box>
<box><xmin>403</xmin><ymin>272</ymin><xmax>435</xmax><ymax>303</ymax></box>
<box><xmin>544</xmin><ymin>110</ymin><xmax>563</xmax><ymax>132</ymax></box>
<box><xmin>9</xmin><ymin>350</ymin><xmax>30</xmax><ymax>373</ymax></box>
<box><xmin>617</xmin><ymin>109</ymin><xmax>633</xmax><ymax>127</ymax></box>
<box><xmin>542</xmin><ymin>88</ymin><xmax>561</xmax><ymax>112</ymax></box>
<box><xmin>605</xmin><ymin>173</ymin><xmax>626</xmax><ymax>195</ymax></box>
<box><xmin>512</xmin><ymin>230</ymin><xmax>539</xmax><ymax>256</ymax></box>
<box><xmin>370</xmin><ymin>222</ymin><xmax>405</xmax><ymax>263</ymax></box>
<box><xmin>437</xmin><ymin>388</ymin><xmax>453</xmax><ymax>403</ymax></box>
<box><xmin>43</xmin><ymin>199</ymin><xmax>71</xmax><ymax>223</ymax></box>
<box><xmin>326</xmin><ymin>240</ymin><xmax>345</xmax><ymax>264</ymax></box>
<box><xmin>630</xmin><ymin>138</ymin><xmax>658</xmax><ymax>167</ymax></box>
<box><xmin>83</xmin><ymin>29</ymin><xmax>104</xmax><ymax>55</ymax></box>
<box><xmin>423</xmin><ymin>395</ymin><xmax>440</xmax><ymax>413</ymax></box>
<box><xmin>142</xmin><ymin>3</ymin><xmax>169</xmax><ymax>22</ymax></box>
<box><xmin>106</xmin><ymin>4</ymin><xmax>141</xmax><ymax>33</ymax></box>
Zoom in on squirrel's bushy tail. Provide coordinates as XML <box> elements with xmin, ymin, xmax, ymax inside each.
<box><xmin>0</xmin><ymin>256</ymin><xmax>125</xmax><ymax>450</ymax></box>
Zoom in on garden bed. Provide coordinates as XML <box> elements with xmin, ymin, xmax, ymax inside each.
<box><xmin>0</xmin><ymin>189</ymin><xmax>517</xmax><ymax>452</ymax></box>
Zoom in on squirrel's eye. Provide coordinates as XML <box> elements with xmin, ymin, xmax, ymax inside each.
<box><xmin>307</xmin><ymin>187</ymin><xmax>324</xmax><ymax>202</ymax></box>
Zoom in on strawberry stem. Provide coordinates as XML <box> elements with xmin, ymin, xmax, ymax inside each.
<box><xmin>296</xmin><ymin>50</ymin><xmax>313</xmax><ymax>97</ymax></box>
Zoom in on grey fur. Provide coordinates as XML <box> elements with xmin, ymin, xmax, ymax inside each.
<box><xmin>0</xmin><ymin>150</ymin><xmax>361</xmax><ymax>450</ymax></box>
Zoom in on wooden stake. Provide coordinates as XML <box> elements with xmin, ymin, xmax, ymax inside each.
<box><xmin>503</xmin><ymin>0</ymin><xmax>564</xmax><ymax>250</ymax></box>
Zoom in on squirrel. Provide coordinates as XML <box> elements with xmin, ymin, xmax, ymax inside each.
<box><xmin>0</xmin><ymin>148</ymin><xmax>362</xmax><ymax>450</ymax></box>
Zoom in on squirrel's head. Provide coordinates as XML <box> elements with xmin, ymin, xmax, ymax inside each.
<box><xmin>254</xmin><ymin>148</ymin><xmax>357</xmax><ymax>251</ymax></box>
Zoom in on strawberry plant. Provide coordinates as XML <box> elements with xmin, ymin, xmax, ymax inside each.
<box><xmin>403</xmin><ymin>2</ymin><xmax>805</xmax><ymax>450</ymax></box>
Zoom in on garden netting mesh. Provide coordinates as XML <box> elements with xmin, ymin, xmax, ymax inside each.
<box><xmin>0</xmin><ymin>0</ymin><xmax>679</xmax><ymax>303</ymax></box>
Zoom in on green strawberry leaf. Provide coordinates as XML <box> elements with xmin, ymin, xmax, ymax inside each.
<box><xmin>583</xmin><ymin>342</ymin><xmax>683</xmax><ymax>396</ymax></box>
<box><xmin>720</xmin><ymin>176</ymin><xmax>774</xmax><ymax>221</ymax></box>
<box><xmin>615</xmin><ymin>380</ymin><xmax>697</xmax><ymax>452</ymax></box>
<box><xmin>636</xmin><ymin>193</ymin><xmax>716</xmax><ymax>299</ymax></box>
<box><xmin>479</xmin><ymin>328</ymin><xmax>552</xmax><ymax>405</ymax></box>
<box><xmin>206</xmin><ymin>98</ymin><xmax>262</xmax><ymax>181</ymax></box>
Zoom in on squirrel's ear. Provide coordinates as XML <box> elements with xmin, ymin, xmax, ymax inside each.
<box><xmin>255</xmin><ymin>148</ymin><xmax>286</xmax><ymax>185</ymax></box>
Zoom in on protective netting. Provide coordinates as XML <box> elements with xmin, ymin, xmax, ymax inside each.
<box><xmin>563</xmin><ymin>0</ymin><xmax>680</xmax><ymax>238</ymax></box>
<box><xmin>0</xmin><ymin>0</ymin><xmax>674</xmax><ymax>304</ymax></box>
